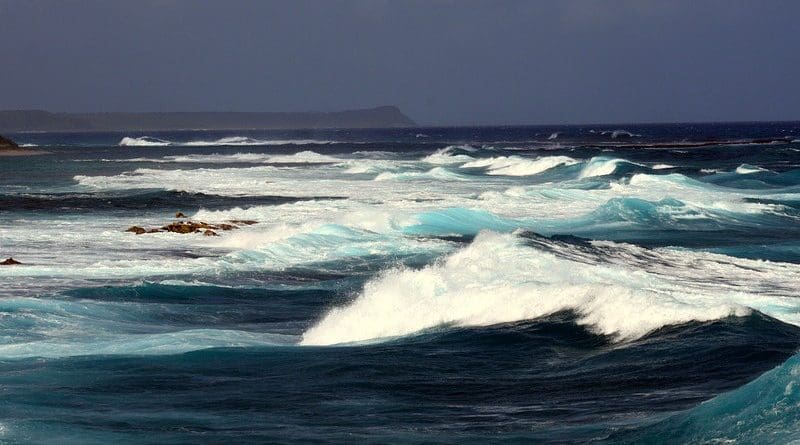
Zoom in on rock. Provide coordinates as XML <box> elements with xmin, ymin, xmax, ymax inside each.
<box><xmin>125</xmin><ymin>226</ymin><xmax>147</xmax><ymax>235</ymax></box>
<box><xmin>229</xmin><ymin>219</ymin><xmax>258</xmax><ymax>225</ymax></box>
<box><xmin>1</xmin><ymin>257</ymin><xmax>22</xmax><ymax>265</ymax></box>
<box><xmin>124</xmin><ymin>219</ymin><xmax>257</xmax><ymax>235</ymax></box>
<box><xmin>162</xmin><ymin>222</ymin><xmax>199</xmax><ymax>234</ymax></box>
<box><xmin>175</xmin><ymin>212</ymin><xmax>187</xmax><ymax>218</ymax></box>
<box><xmin>0</xmin><ymin>135</ymin><xmax>19</xmax><ymax>149</ymax></box>
<box><xmin>161</xmin><ymin>221</ymin><xmax>218</xmax><ymax>234</ymax></box>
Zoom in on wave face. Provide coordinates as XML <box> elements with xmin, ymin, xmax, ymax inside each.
<box><xmin>2</xmin><ymin>123</ymin><xmax>800</xmax><ymax>444</ymax></box>
<box><xmin>301</xmin><ymin>231</ymin><xmax>756</xmax><ymax>345</ymax></box>
<box><xmin>616</xmin><ymin>350</ymin><xmax>800</xmax><ymax>444</ymax></box>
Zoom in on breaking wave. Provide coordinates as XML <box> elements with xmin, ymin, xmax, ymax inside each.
<box><xmin>460</xmin><ymin>155</ymin><xmax>578</xmax><ymax>176</ymax></box>
<box><xmin>140</xmin><ymin>151</ymin><xmax>340</xmax><ymax>164</ymax></box>
<box><xmin>119</xmin><ymin>136</ymin><xmax>334</xmax><ymax>147</ymax></box>
<box><xmin>579</xmin><ymin>157</ymin><xmax>643</xmax><ymax>178</ymax></box>
<box><xmin>421</xmin><ymin>146</ymin><xmax>476</xmax><ymax>164</ymax></box>
<box><xmin>119</xmin><ymin>136</ymin><xmax>171</xmax><ymax>146</ymax></box>
<box><xmin>301</xmin><ymin>231</ymin><xmax>763</xmax><ymax>345</ymax></box>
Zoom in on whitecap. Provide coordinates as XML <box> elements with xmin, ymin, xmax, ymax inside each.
<box><xmin>460</xmin><ymin>155</ymin><xmax>578</xmax><ymax>176</ymax></box>
<box><xmin>300</xmin><ymin>231</ymin><xmax>767</xmax><ymax>346</ymax></box>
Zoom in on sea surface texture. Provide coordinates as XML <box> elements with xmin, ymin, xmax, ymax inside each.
<box><xmin>2</xmin><ymin>123</ymin><xmax>800</xmax><ymax>444</ymax></box>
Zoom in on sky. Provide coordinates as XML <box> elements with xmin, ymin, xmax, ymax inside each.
<box><xmin>1</xmin><ymin>0</ymin><xmax>799</xmax><ymax>125</ymax></box>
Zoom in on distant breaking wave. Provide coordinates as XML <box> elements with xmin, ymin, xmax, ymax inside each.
<box><xmin>735</xmin><ymin>164</ymin><xmax>771</xmax><ymax>175</ymax></box>
<box><xmin>119</xmin><ymin>136</ymin><xmax>336</xmax><ymax>147</ymax></box>
<box><xmin>600</xmin><ymin>129</ymin><xmax>641</xmax><ymax>138</ymax></box>
<box><xmin>119</xmin><ymin>136</ymin><xmax>171</xmax><ymax>146</ymax></box>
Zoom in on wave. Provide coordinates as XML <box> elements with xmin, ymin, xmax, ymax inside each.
<box><xmin>118</xmin><ymin>136</ymin><xmax>334</xmax><ymax>147</ymax></box>
<box><xmin>183</xmin><ymin>136</ymin><xmax>333</xmax><ymax>146</ymax></box>
<box><xmin>171</xmin><ymin>151</ymin><xmax>340</xmax><ymax>164</ymax></box>
<box><xmin>119</xmin><ymin>136</ymin><xmax>171</xmax><ymax>146</ymax></box>
<box><xmin>421</xmin><ymin>146</ymin><xmax>476</xmax><ymax>165</ymax></box>
<box><xmin>623</xmin><ymin>351</ymin><xmax>800</xmax><ymax>443</ymax></box>
<box><xmin>460</xmin><ymin>155</ymin><xmax>578</xmax><ymax>176</ymax></box>
<box><xmin>341</xmin><ymin>159</ymin><xmax>409</xmax><ymax>174</ymax></box>
<box><xmin>579</xmin><ymin>156</ymin><xmax>642</xmax><ymax>178</ymax></box>
<box><xmin>0</xmin><ymin>328</ymin><xmax>294</xmax><ymax>359</ymax></box>
<box><xmin>600</xmin><ymin>129</ymin><xmax>641</xmax><ymax>138</ymax></box>
<box><xmin>301</xmin><ymin>231</ymin><xmax>756</xmax><ymax>345</ymax></box>
<box><xmin>0</xmin><ymin>190</ymin><xmax>313</xmax><ymax>212</ymax></box>
<box><xmin>374</xmin><ymin>166</ymin><xmax>467</xmax><ymax>182</ymax></box>
<box><xmin>735</xmin><ymin>163</ymin><xmax>771</xmax><ymax>174</ymax></box>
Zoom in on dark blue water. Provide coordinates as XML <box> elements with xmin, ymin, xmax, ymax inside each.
<box><xmin>2</xmin><ymin>123</ymin><xmax>800</xmax><ymax>443</ymax></box>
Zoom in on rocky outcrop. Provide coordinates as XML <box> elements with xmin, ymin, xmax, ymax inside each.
<box><xmin>0</xmin><ymin>134</ymin><xmax>19</xmax><ymax>149</ymax></box>
<box><xmin>1</xmin><ymin>257</ymin><xmax>22</xmax><ymax>265</ymax></box>
<box><xmin>125</xmin><ymin>219</ymin><xmax>257</xmax><ymax>236</ymax></box>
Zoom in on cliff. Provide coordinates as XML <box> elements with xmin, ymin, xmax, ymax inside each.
<box><xmin>0</xmin><ymin>106</ymin><xmax>416</xmax><ymax>132</ymax></box>
<box><xmin>0</xmin><ymin>134</ymin><xmax>19</xmax><ymax>149</ymax></box>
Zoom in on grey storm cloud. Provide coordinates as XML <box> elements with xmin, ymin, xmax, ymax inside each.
<box><xmin>0</xmin><ymin>0</ymin><xmax>798</xmax><ymax>125</ymax></box>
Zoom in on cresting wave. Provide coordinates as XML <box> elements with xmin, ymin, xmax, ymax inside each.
<box><xmin>119</xmin><ymin>136</ymin><xmax>335</xmax><ymax>147</ymax></box>
<box><xmin>116</xmin><ymin>151</ymin><xmax>342</xmax><ymax>164</ymax></box>
<box><xmin>460</xmin><ymin>155</ymin><xmax>578</xmax><ymax>176</ymax></box>
<box><xmin>299</xmin><ymin>231</ymin><xmax>786</xmax><ymax>346</ymax></box>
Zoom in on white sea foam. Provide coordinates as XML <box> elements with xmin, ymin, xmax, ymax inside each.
<box><xmin>183</xmin><ymin>136</ymin><xmax>333</xmax><ymax>146</ymax></box>
<box><xmin>579</xmin><ymin>157</ymin><xmax>637</xmax><ymax>178</ymax></box>
<box><xmin>113</xmin><ymin>151</ymin><xmax>342</xmax><ymax>164</ymax></box>
<box><xmin>735</xmin><ymin>164</ymin><xmax>770</xmax><ymax>174</ymax></box>
<box><xmin>118</xmin><ymin>135</ymin><xmax>334</xmax><ymax>147</ymax></box>
<box><xmin>119</xmin><ymin>136</ymin><xmax>171</xmax><ymax>146</ymax></box>
<box><xmin>421</xmin><ymin>147</ymin><xmax>475</xmax><ymax>165</ymax></box>
<box><xmin>374</xmin><ymin>167</ymin><xmax>467</xmax><ymax>182</ymax></box>
<box><xmin>652</xmin><ymin>164</ymin><xmax>676</xmax><ymax>170</ymax></box>
<box><xmin>460</xmin><ymin>155</ymin><xmax>578</xmax><ymax>176</ymax></box>
<box><xmin>600</xmin><ymin>130</ymin><xmax>641</xmax><ymax>138</ymax></box>
<box><xmin>300</xmin><ymin>231</ymin><xmax>790</xmax><ymax>346</ymax></box>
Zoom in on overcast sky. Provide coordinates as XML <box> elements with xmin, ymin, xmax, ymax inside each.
<box><xmin>1</xmin><ymin>0</ymin><xmax>798</xmax><ymax>125</ymax></box>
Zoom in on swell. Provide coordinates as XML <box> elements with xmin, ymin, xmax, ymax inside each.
<box><xmin>0</xmin><ymin>312</ymin><xmax>797</xmax><ymax>444</ymax></box>
<box><xmin>612</xmin><ymin>348</ymin><xmax>800</xmax><ymax>444</ymax></box>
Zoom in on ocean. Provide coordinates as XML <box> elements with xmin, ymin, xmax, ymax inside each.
<box><xmin>1</xmin><ymin>123</ymin><xmax>800</xmax><ymax>444</ymax></box>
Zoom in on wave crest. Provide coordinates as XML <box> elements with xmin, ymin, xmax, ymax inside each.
<box><xmin>301</xmin><ymin>232</ymin><xmax>750</xmax><ymax>345</ymax></box>
<box><xmin>461</xmin><ymin>155</ymin><xmax>578</xmax><ymax>176</ymax></box>
<box><xmin>119</xmin><ymin>136</ymin><xmax>334</xmax><ymax>147</ymax></box>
